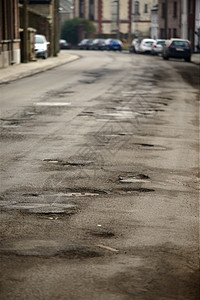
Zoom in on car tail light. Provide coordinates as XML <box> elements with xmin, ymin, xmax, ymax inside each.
<box><xmin>169</xmin><ymin>41</ymin><xmax>173</xmax><ymax>48</ymax></box>
<box><xmin>188</xmin><ymin>41</ymin><xmax>191</xmax><ymax>47</ymax></box>
<box><xmin>143</xmin><ymin>42</ymin><xmax>146</xmax><ymax>46</ymax></box>
<box><xmin>109</xmin><ymin>42</ymin><xmax>112</xmax><ymax>45</ymax></box>
<box><xmin>154</xmin><ymin>45</ymin><xmax>157</xmax><ymax>48</ymax></box>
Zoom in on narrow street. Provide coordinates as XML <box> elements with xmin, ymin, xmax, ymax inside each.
<box><xmin>0</xmin><ymin>51</ymin><xmax>199</xmax><ymax>300</ymax></box>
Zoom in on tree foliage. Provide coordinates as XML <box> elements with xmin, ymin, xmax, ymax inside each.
<box><xmin>61</xmin><ymin>18</ymin><xmax>96</xmax><ymax>45</ymax></box>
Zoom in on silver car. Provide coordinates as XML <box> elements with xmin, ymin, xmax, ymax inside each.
<box><xmin>137</xmin><ymin>38</ymin><xmax>156</xmax><ymax>54</ymax></box>
<box><xmin>151</xmin><ymin>40</ymin><xmax>166</xmax><ymax>55</ymax></box>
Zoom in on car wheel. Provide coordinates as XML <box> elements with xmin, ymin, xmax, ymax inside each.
<box><xmin>184</xmin><ymin>57</ymin><xmax>191</xmax><ymax>62</ymax></box>
<box><xmin>163</xmin><ymin>55</ymin><xmax>168</xmax><ymax>60</ymax></box>
<box><xmin>43</xmin><ymin>51</ymin><xmax>47</xmax><ymax>59</ymax></box>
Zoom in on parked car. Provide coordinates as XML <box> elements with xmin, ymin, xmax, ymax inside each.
<box><xmin>35</xmin><ymin>34</ymin><xmax>50</xmax><ymax>59</ymax></box>
<box><xmin>151</xmin><ymin>39</ymin><xmax>166</xmax><ymax>55</ymax></box>
<box><xmin>137</xmin><ymin>38</ymin><xmax>156</xmax><ymax>54</ymax></box>
<box><xmin>104</xmin><ymin>39</ymin><xmax>123</xmax><ymax>51</ymax></box>
<box><xmin>78</xmin><ymin>39</ymin><xmax>93</xmax><ymax>50</ymax></box>
<box><xmin>162</xmin><ymin>38</ymin><xmax>192</xmax><ymax>62</ymax></box>
<box><xmin>59</xmin><ymin>39</ymin><xmax>71</xmax><ymax>50</ymax></box>
<box><xmin>90</xmin><ymin>39</ymin><xmax>105</xmax><ymax>50</ymax></box>
<box><xmin>129</xmin><ymin>38</ymin><xmax>139</xmax><ymax>53</ymax></box>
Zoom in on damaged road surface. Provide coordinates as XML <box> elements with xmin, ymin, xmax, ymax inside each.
<box><xmin>0</xmin><ymin>51</ymin><xmax>199</xmax><ymax>300</ymax></box>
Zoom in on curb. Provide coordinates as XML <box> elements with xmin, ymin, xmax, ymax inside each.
<box><xmin>0</xmin><ymin>54</ymin><xmax>80</xmax><ymax>85</ymax></box>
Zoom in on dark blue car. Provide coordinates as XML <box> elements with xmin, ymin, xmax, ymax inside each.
<box><xmin>78</xmin><ymin>39</ymin><xmax>93</xmax><ymax>50</ymax></box>
<box><xmin>104</xmin><ymin>39</ymin><xmax>123</xmax><ymax>51</ymax></box>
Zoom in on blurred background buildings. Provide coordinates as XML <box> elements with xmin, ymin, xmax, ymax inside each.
<box><xmin>0</xmin><ymin>0</ymin><xmax>199</xmax><ymax>68</ymax></box>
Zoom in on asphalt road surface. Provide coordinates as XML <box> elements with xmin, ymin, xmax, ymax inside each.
<box><xmin>0</xmin><ymin>51</ymin><xmax>199</xmax><ymax>300</ymax></box>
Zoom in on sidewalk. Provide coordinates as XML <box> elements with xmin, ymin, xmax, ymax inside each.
<box><xmin>0</xmin><ymin>51</ymin><xmax>79</xmax><ymax>84</ymax></box>
<box><xmin>191</xmin><ymin>53</ymin><xmax>200</xmax><ymax>65</ymax></box>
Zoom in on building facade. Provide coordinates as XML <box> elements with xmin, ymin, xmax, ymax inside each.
<box><xmin>74</xmin><ymin>0</ymin><xmax>158</xmax><ymax>37</ymax></box>
<box><xmin>59</xmin><ymin>0</ymin><xmax>74</xmax><ymax>28</ymax></box>
<box><xmin>195</xmin><ymin>0</ymin><xmax>200</xmax><ymax>51</ymax></box>
<box><xmin>158</xmin><ymin>0</ymin><xmax>198</xmax><ymax>51</ymax></box>
<box><xmin>19</xmin><ymin>0</ymin><xmax>60</xmax><ymax>57</ymax></box>
<box><xmin>151</xmin><ymin>4</ymin><xmax>159</xmax><ymax>39</ymax></box>
<box><xmin>158</xmin><ymin>0</ymin><xmax>181</xmax><ymax>39</ymax></box>
<box><xmin>0</xmin><ymin>0</ymin><xmax>21</xmax><ymax>68</ymax></box>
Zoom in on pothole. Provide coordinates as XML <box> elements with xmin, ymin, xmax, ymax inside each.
<box><xmin>57</xmin><ymin>247</ymin><xmax>102</xmax><ymax>259</ymax></box>
<box><xmin>1</xmin><ymin>203</ymin><xmax>77</xmax><ymax>216</ymax></box>
<box><xmin>1</xmin><ymin>124</ymin><xmax>20</xmax><ymax>128</ymax></box>
<box><xmin>119</xmin><ymin>174</ymin><xmax>150</xmax><ymax>183</ymax></box>
<box><xmin>0</xmin><ymin>240</ymin><xmax>102</xmax><ymax>258</ymax></box>
<box><xmin>43</xmin><ymin>159</ymin><xmax>93</xmax><ymax>166</ymax></box>
<box><xmin>88</xmin><ymin>229</ymin><xmax>115</xmax><ymax>238</ymax></box>
<box><xmin>79</xmin><ymin>79</ymin><xmax>95</xmax><ymax>84</ymax></box>
<box><xmin>53</xmin><ymin>192</ymin><xmax>99</xmax><ymax>197</ymax></box>
<box><xmin>115</xmin><ymin>187</ymin><xmax>155</xmax><ymax>194</ymax></box>
<box><xmin>35</xmin><ymin>102</ymin><xmax>71</xmax><ymax>106</ymax></box>
<box><xmin>22</xmin><ymin>192</ymin><xmax>40</xmax><ymax>197</ymax></box>
<box><xmin>137</xmin><ymin>143</ymin><xmax>166</xmax><ymax>150</ymax></box>
<box><xmin>78</xmin><ymin>111</ymin><xmax>95</xmax><ymax>117</ymax></box>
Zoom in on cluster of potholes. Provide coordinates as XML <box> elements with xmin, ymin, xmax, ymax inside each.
<box><xmin>0</xmin><ymin>173</ymin><xmax>155</xmax><ymax>218</ymax></box>
<box><xmin>79</xmin><ymin>69</ymin><xmax>108</xmax><ymax>85</ymax></box>
<box><xmin>1</xmin><ymin>88</ymin><xmax>75</xmax><ymax>133</ymax></box>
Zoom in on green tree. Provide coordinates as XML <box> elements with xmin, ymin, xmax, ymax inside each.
<box><xmin>61</xmin><ymin>18</ymin><xmax>96</xmax><ymax>45</ymax></box>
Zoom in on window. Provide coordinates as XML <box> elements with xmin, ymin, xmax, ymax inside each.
<box><xmin>189</xmin><ymin>1</ymin><xmax>193</xmax><ymax>14</ymax></box>
<box><xmin>160</xmin><ymin>28</ymin><xmax>165</xmax><ymax>39</ymax></box>
<box><xmin>79</xmin><ymin>0</ymin><xmax>84</xmax><ymax>18</ymax></box>
<box><xmin>89</xmin><ymin>0</ymin><xmax>94</xmax><ymax>21</ymax></box>
<box><xmin>144</xmin><ymin>4</ymin><xmax>148</xmax><ymax>14</ymax></box>
<box><xmin>173</xmin><ymin>28</ymin><xmax>177</xmax><ymax>38</ymax></box>
<box><xmin>173</xmin><ymin>41</ymin><xmax>189</xmax><ymax>47</ymax></box>
<box><xmin>135</xmin><ymin>1</ymin><xmax>140</xmax><ymax>15</ymax></box>
<box><xmin>168</xmin><ymin>28</ymin><xmax>171</xmax><ymax>39</ymax></box>
<box><xmin>173</xmin><ymin>2</ymin><xmax>177</xmax><ymax>18</ymax></box>
<box><xmin>162</xmin><ymin>3</ymin><xmax>166</xmax><ymax>18</ymax></box>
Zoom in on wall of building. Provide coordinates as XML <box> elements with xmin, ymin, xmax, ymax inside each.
<box><xmin>74</xmin><ymin>0</ymin><xmax>157</xmax><ymax>36</ymax></box>
<box><xmin>195</xmin><ymin>0</ymin><xmax>200</xmax><ymax>51</ymax></box>
<box><xmin>158</xmin><ymin>0</ymin><xmax>181</xmax><ymax>39</ymax></box>
<box><xmin>0</xmin><ymin>0</ymin><xmax>21</xmax><ymax>68</ymax></box>
<box><xmin>151</xmin><ymin>5</ymin><xmax>158</xmax><ymax>39</ymax></box>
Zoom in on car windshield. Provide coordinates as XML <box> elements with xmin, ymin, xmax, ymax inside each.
<box><xmin>145</xmin><ymin>41</ymin><xmax>153</xmax><ymax>45</ymax></box>
<box><xmin>173</xmin><ymin>41</ymin><xmax>189</xmax><ymax>47</ymax></box>
<box><xmin>157</xmin><ymin>41</ymin><xmax>165</xmax><ymax>45</ymax></box>
<box><xmin>35</xmin><ymin>36</ymin><xmax>45</xmax><ymax>44</ymax></box>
